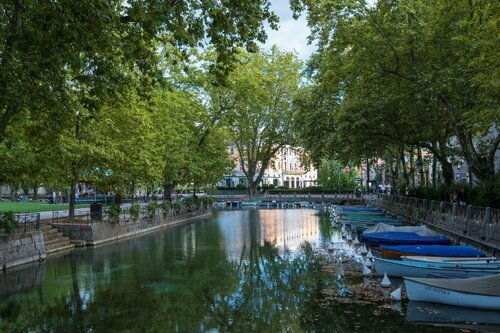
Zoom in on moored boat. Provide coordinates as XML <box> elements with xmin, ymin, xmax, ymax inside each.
<box><xmin>381</xmin><ymin>245</ymin><xmax>486</xmax><ymax>259</ymax></box>
<box><xmin>401</xmin><ymin>255</ymin><xmax>500</xmax><ymax>269</ymax></box>
<box><xmin>404</xmin><ymin>274</ymin><xmax>500</xmax><ymax>310</ymax></box>
<box><xmin>362</xmin><ymin>223</ymin><xmax>436</xmax><ymax>235</ymax></box>
<box><xmin>374</xmin><ymin>257</ymin><xmax>500</xmax><ymax>278</ymax></box>
<box><xmin>333</xmin><ymin>206</ymin><xmax>385</xmax><ymax>215</ymax></box>
<box><xmin>339</xmin><ymin>215</ymin><xmax>404</xmax><ymax>224</ymax></box>
<box><xmin>360</xmin><ymin>231</ymin><xmax>450</xmax><ymax>247</ymax></box>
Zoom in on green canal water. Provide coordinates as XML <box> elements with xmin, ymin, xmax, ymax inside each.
<box><xmin>0</xmin><ymin>209</ymin><xmax>496</xmax><ymax>332</ymax></box>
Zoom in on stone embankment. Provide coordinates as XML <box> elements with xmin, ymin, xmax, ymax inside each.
<box><xmin>1</xmin><ymin>206</ymin><xmax>211</xmax><ymax>270</ymax></box>
<box><xmin>0</xmin><ymin>231</ymin><xmax>46</xmax><ymax>270</ymax></box>
<box><xmin>52</xmin><ymin>210</ymin><xmax>210</xmax><ymax>246</ymax></box>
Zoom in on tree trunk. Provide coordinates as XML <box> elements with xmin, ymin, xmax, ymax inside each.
<box><xmin>440</xmin><ymin>159</ymin><xmax>454</xmax><ymax>187</ymax></box>
<box><xmin>400</xmin><ymin>148</ymin><xmax>409</xmax><ymax>192</ymax></box>
<box><xmin>32</xmin><ymin>185</ymin><xmax>39</xmax><ymax>200</ymax></box>
<box><xmin>163</xmin><ymin>183</ymin><xmax>174</xmax><ymax>203</ymax></box>
<box><xmin>130</xmin><ymin>181</ymin><xmax>136</xmax><ymax>204</ymax></box>
<box><xmin>392</xmin><ymin>157</ymin><xmax>399</xmax><ymax>189</ymax></box>
<box><xmin>366</xmin><ymin>157</ymin><xmax>370</xmax><ymax>192</ymax></box>
<box><xmin>248</xmin><ymin>180</ymin><xmax>256</xmax><ymax>199</ymax></box>
<box><xmin>9</xmin><ymin>185</ymin><xmax>18</xmax><ymax>201</ymax></box>
<box><xmin>432</xmin><ymin>154</ymin><xmax>437</xmax><ymax>190</ymax></box>
<box><xmin>408</xmin><ymin>148</ymin><xmax>415</xmax><ymax>189</ymax></box>
<box><xmin>69</xmin><ymin>179</ymin><xmax>77</xmax><ymax>220</ymax></box>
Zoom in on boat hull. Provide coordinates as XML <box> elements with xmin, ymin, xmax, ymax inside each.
<box><xmin>374</xmin><ymin>258</ymin><xmax>500</xmax><ymax>278</ymax></box>
<box><xmin>361</xmin><ymin>232</ymin><xmax>450</xmax><ymax>247</ymax></box>
<box><xmin>405</xmin><ymin>278</ymin><xmax>500</xmax><ymax>310</ymax></box>
<box><xmin>401</xmin><ymin>256</ymin><xmax>500</xmax><ymax>269</ymax></box>
<box><xmin>381</xmin><ymin>245</ymin><xmax>486</xmax><ymax>259</ymax></box>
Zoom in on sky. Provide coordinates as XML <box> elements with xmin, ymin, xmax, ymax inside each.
<box><xmin>260</xmin><ymin>1</ymin><xmax>316</xmax><ymax>61</ymax></box>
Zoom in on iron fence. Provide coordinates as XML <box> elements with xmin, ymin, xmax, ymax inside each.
<box><xmin>0</xmin><ymin>212</ymin><xmax>40</xmax><ymax>233</ymax></box>
<box><xmin>50</xmin><ymin>204</ymin><xmax>209</xmax><ymax>226</ymax></box>
<box><xmin>379</xmin><ymin>194</ymin><xmax>499</xmax><ymax>225</ymax></box>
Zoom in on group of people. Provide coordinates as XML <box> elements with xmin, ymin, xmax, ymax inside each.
<box><xmin>450</xmin><ymin>188</ymin><xmax>467</xmax><ymax>205</ymax></box>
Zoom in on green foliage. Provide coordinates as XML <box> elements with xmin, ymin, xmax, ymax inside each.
<box><xmin>205</xmin><ymin>48</ymin><xmax>302</xmax><ymax>196</ymax></box>
<box><xmin>108</xmin><ymin>204</ymin><xmax>122</xmax><ymax>224</ymax></box>
<box><xmin>468</xmin><ymin>176</ymin><xmax>500</xmax><ymax>208</ymax></box>
<box><xmin>0</xmin><ymin>0</ymin><xmax>279</xmax><ymax>217</ymax></box>
<box><xmin>317</xmin><ymin>160</ymin><xmax>358</xmax><ymax>192</ymax></box>
<box><xmin>129</xmin><ymin>204</ymin><xmax>140</xmax><ymax>221</ymax></box>
<box><xmin>147</xmin><ymin>201</ymin><xmax>158</xmax><ymax>219</ymax></box>
<box><xmin>162</xmin><ymin>201</ymin><xmax>171</xmax><ymax>217</ymax></box>
<box><xmin>0</xmin><ymin>211</ymin><xmax>18</xmax><ymax>234</ymax></box>
<box><xmin>154</xmin><ymin>88</ymin><xmax>232</xmax><ymax>201</ymax></box>
<box><xmin>201</xmin><ymin>197</ymin><xmax>213</xmax><ymax>207</ymax></box>
<box><xmin>409</xmin><ymin>175</ymin><xmax>500</xmax><ymax>208</ymax></box>
<box><xmin>294</xmin><ymin>0</ymin><xmax>500</xmax><ymax>183</ymax></box>
<box><xmin>174</xmin><ymin>202</ymin><xmax>183</xmax><ymax>214</ymax></box>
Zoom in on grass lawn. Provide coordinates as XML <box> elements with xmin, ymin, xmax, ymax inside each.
<box><xmin>0</xmin><ymin>201</ymin><xmax>89</xmax><ymax>213</ymax></box>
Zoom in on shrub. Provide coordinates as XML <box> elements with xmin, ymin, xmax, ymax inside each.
<box><xmin>0</xmin><ymin>211</ymin><xmax>18</xmax><ymax>234</ymax></box>
<box><xmin>129</xmin><ymin>204</ymin><xmax>140</xmax><ymax>221</ymax></box>
<box><xmin>174</xmin><ymin>201</ymin><xmax>183</xmax><ymax>214</ymax></box>
<box><xmin>162</xmin><ymin>201</ymin><xmax>171</xmax><ymax>217</ymax></box>
<box><xmin>108</xmin><ymin>204</ymin><xmax>122</xmax><ymax>224</ymax></box>
<box><xmin>147</xmin><ymin>201</ymin><xmax>158</xmax><ymax>219</ymax></box>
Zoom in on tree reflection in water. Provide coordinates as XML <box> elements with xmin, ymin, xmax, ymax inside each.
<box><xmin>208</xmin><ymin>242</ymin><xmax>332</xmax><ymax>332</ymax></box>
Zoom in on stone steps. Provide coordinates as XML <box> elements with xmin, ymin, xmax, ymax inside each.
<box><xmin>39</xmin><ymin>223</ymin><xmax>74</xmax><ymax>254</ymax></box>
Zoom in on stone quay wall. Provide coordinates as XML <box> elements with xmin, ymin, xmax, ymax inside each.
<box><xmin>374</xmin><ymin>194</ymin><xmax>500</xmax><ymax>254</ymax></box>
<box><xmin>0</xmin><ymin>231</ymin><xmax>46</xmax><ymax>270</ymax></box>
<box><xmin>53</xmin><ymin>210</ymin><xmax>211</xmax><ymax>246</ymax></box>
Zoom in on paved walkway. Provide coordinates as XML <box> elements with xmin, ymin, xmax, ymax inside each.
<box><xmin>36</xmin><ymin>203</ymin><xmax>134</xmax><ymax>221</ymax></box>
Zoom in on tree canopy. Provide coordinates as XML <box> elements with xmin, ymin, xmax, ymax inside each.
<box><xmin>206</xmin><ymin>48</ymin><xmax>302</xmax><ymax>196</ymax></box>
<box><xmin>292</xmin><ymin>0</ymin><xmax>500</xmax><ymax>188</ymax></box>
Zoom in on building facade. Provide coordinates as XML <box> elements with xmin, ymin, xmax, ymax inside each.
<box><xmin>217</xmin><ymin>146</ymin><xmax>317</xmax><ymax>189</ymax></box>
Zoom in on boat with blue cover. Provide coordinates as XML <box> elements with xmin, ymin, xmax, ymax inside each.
<box><xmin>381</xmin><ymin>245</ymin><xmax>486</xmax><ymax>259</ymax></box>
<box><xmin>360</xmin><ymin>231</ymin><xmax>450</xmax><ymax>247</ymax></box>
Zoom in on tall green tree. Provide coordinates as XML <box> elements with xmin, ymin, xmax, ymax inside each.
<box><xmin>0</xmin><ymin>0</ymin><xmax>279</xmax><ymax>141</ymax></box>
<box><xmin>209</xmin><ymin>48</ymin><xmax>302</xmax><ymax>197</ymax></box>
<box><xmin>154</xmin><ymin>88</ymin><xmax>231</xmax><ymax>202</ymax></box>
<box><xmin>292</xmin><ymin>0</ymin><xmax>499</xmax><ymax>183</ymax></box>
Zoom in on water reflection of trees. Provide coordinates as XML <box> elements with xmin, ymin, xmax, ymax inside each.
<box><xmin>208</xmin><ymin>241</ymin><xmax>333</xmax><ymax>332</ymax></box>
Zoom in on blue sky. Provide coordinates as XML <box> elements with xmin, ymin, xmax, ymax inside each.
<box><xmin>260</xmin><ymin>1</ymin><xmax>316</xmax><ymax>61</ymax></box>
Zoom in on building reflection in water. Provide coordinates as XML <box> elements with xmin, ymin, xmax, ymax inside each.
<box><xmin>218</xmin><ymin>208</ymin><xmax>320</xmax><ymax>260</ymax></box>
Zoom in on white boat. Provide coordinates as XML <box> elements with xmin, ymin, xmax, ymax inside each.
<box><xmin>404</xmin><ymin>274</ymin><xmax>500</xmax><ymax>310</ymax></box>
<box><xmin>374</xmin><ymin>257</ymin><xmax>500</xmax><ymax>278</ymax></box>
<box><xmin>401</xmin><ymin>256</ymin><xmax>500</xmax><ymax>269</ymax></box>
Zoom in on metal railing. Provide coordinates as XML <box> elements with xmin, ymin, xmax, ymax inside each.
<box><xmin>0</xmin><ymin>212</ymin><xmax>41</xmax><ymax>233</ymax></box>
<box><xmin>50</xmin><ymin>203</ymin><xmax>209</xmax><ymax>226</ymax></box>
<box><xmin>211</xmin><ymin>193</ymin><xmax>377</xmax><ymax>202</ymax></box>
<box><xmin>379</xmin><ymin>194</ymin><xmax>499</xmax><ymax>224</ymax></box>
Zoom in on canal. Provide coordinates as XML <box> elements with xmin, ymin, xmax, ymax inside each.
<box><xmin>0</xmin><ymin>209</ymin><xmax>495</xmax><ymax>332</ymax></box>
